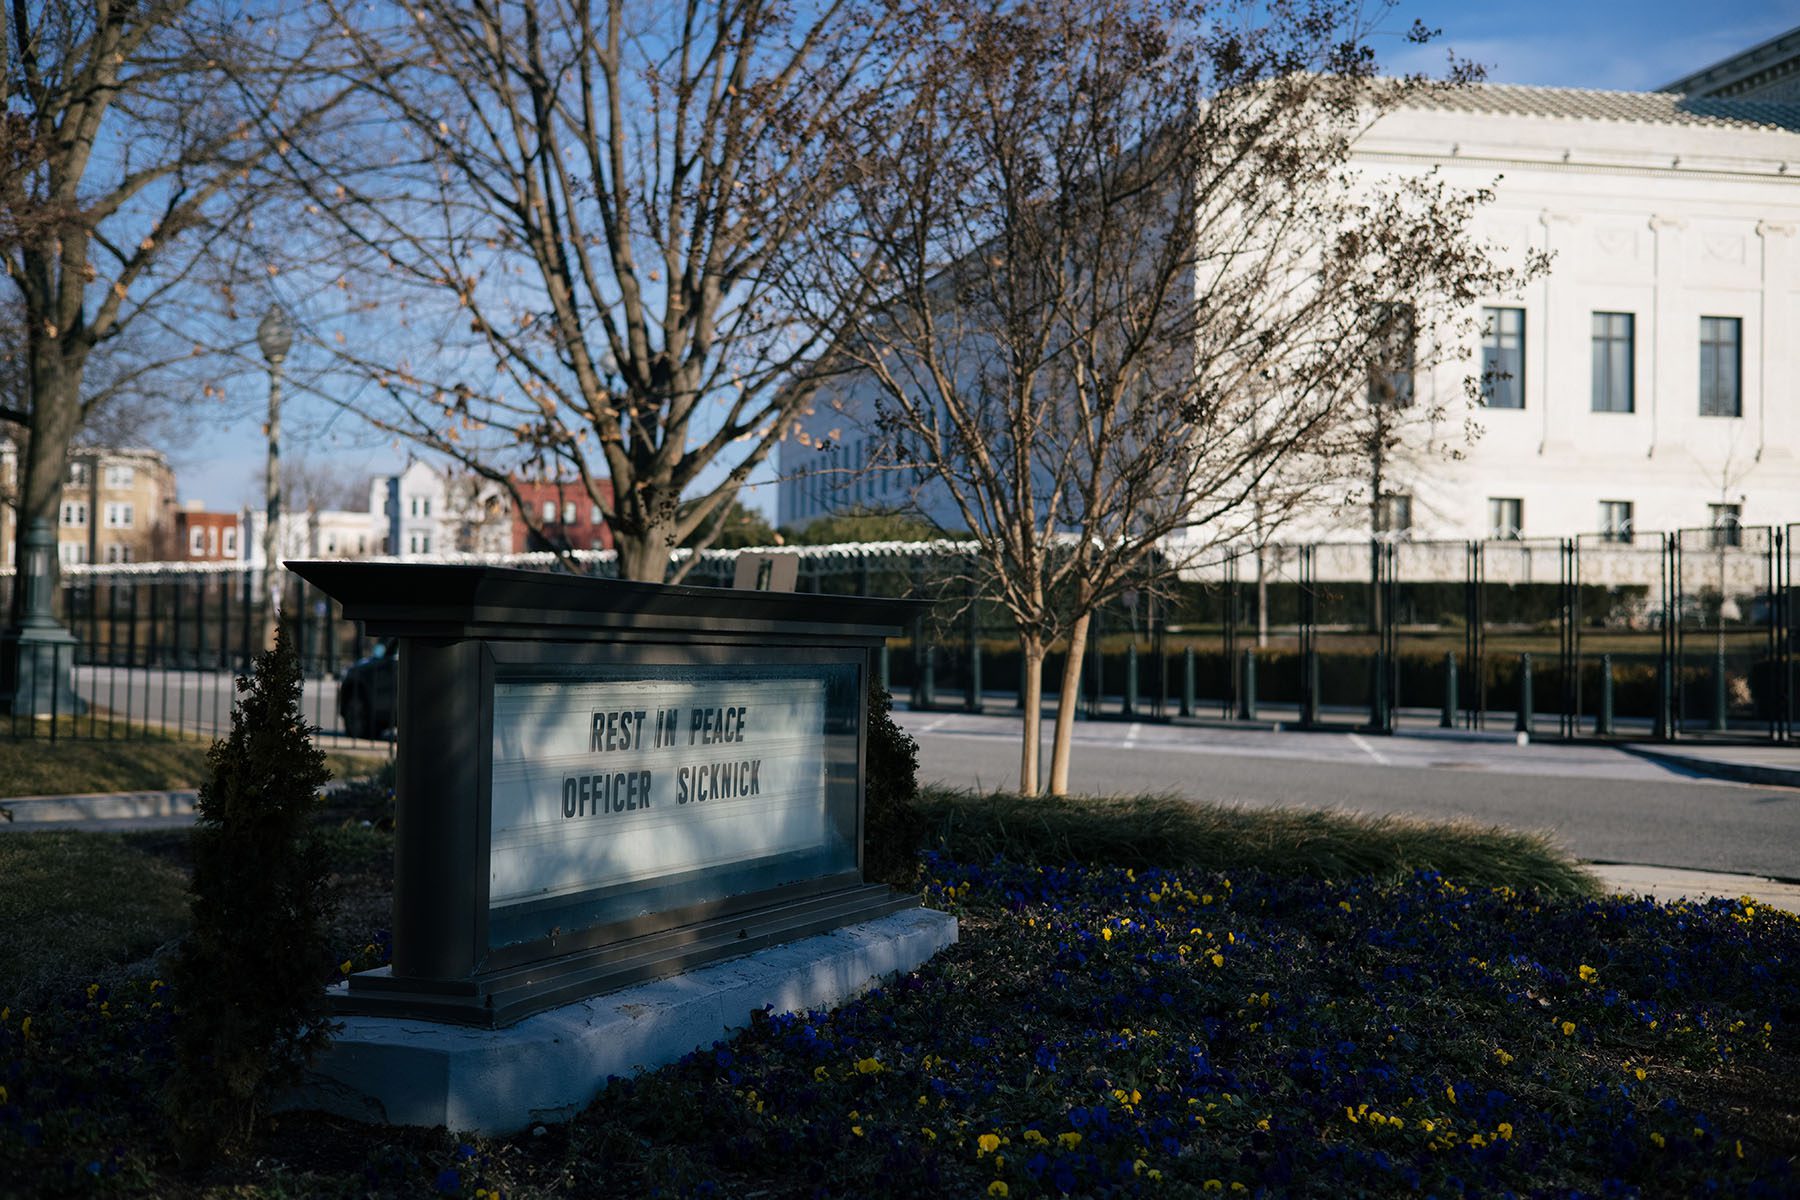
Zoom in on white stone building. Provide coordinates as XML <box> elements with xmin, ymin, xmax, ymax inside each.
<box><xmin>778</xmin><ymin>28</ymin><xmax>1800</xmax><ymax>554</ymax></box>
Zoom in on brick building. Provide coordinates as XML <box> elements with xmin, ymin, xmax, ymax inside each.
<box><xmin>511</xmin><ymin>478</ymin><xmax>614</xmax><ymax>553</ymax></box>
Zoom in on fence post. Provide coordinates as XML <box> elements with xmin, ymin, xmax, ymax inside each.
<box><xmin>919</xmin><ymin>638</ymin><xmax>936</xmax><ymax>710</ymax></box>
<box><xmin>964</xmin><ymin>587</ymin><xmax>983</xmax><ymax>714</ymax></box>
<box><xmin>1711</xmin><ymin>649</ymin><xmax>1728</xmax><ymax>733</ymax></box>
<box><xmin>1180</xmin><ymin>646</ymin><xmax>1195</xmax><ymax>718</ymax></box>
<box><xmin>909</xmin><ymin>617</ymin><xmax>925</xmax><ymax>709</ymax></box>
<box><xmin>1597</xmin><ymin>653</ymin><xmax>1615</xmax><ymax>736</ymax></box>
<box><xmin>1238</xmin><ymin>648</ymin><xmax>1257</xmax><ymax>721</ymax></box>
<box><xmin>1654</xmin><ymin>659</ymin><xmax>1672</xmax><ymax>740</ymax></box>
<box><xmin>1303</xmin><ymin>650</ymin><xmax>1320</xmax><ymax>725</ymax></box>
<box><xmin>1123</xmin><ymin>643</ymin><xmax>1138</xmax><ymax>717</ymax></box>
<box><xmin>1369</xmin><ymin>653</ymin><xmax>1387</xmax><ymax>732</ymax></box>
<box><xmin>1516</xmin><ymin>653</ymin><xmax>1534</xmax><ymax>735</ymax></box>
<box><xmin>1441</xmin><ymin>652</ymin><xmax>1457</xmax><ymax>729</ymax></box>
<box><xmin>966</xmin><ymin>634</ymin><xmax>984</xmax><ymax>714</ymax></box>
<box><xmin>879</xmin><ymin>644</ymin><xmax>890</xmax><ymax>694</ymax></box>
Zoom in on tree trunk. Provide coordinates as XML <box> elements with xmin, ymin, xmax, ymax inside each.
<box><xmin>1047</xmin><ymin>609</ymin><xmax>1092</xmax><ymax>796</ymax></box>
<box><xmin>1017</xmin><ymin>633</ymin><xmax>1044</xmax><ymax>795</ymax></box>
<box><xmin>614</xmin><ymin>523</ymin><xmax>674</xmax><ymax>582</ymax></box>
<box><xmin>8</xmin><ymin>341</ymin><xmax>84</xmax><ymax>627</ymax></box>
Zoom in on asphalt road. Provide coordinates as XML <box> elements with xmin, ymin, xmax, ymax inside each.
<box><xmin>67</xmin><ymin>665</ymin><xmax>360</xmax><ymax>744</ymax></box>
<box><xmin>898</xmin><ymin>709</ymin><xmax>1800</xmax><ymax>880</ymax></box>
<box><xmin>56</xmin><ymin>666</ymin><xmax>1800</xmax><ymax>878</ymax></box>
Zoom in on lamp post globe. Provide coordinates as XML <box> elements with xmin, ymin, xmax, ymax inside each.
<box><xmin>257</xmin><ymin>305</ymin><xmax>293</xmax><ymax>364</ymax></box>
<box><xmin>259</xmin><ymin>305</ymin><xmax>292</xmax><ymax>649</ymax></box>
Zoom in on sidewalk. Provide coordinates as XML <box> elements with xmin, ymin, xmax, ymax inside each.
<box><xmin>1589</xmin><ymin>863</ymin><xmax>1800</xmax><ymax>913</ymax></box>
<box><xmin>1620</xmin><ymin>743</ymin><xmax>1800</xmax><ymax>789</ymax></box>
<box><xmin>1</xmin><ymin>788</ymin><xmax>196</xmax><ymax>828</ymax></box>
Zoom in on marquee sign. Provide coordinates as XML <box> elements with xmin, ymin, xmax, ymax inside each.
<box><xmin>289</xmin><ymin>561</ymin><xmax>923</xmax><ymax>1026</ymax></box>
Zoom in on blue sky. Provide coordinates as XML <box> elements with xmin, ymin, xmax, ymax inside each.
<box><xmin>178</xmin><ymin>1</ymin><xmax>1800</xmax><ymax>521</ymax></box>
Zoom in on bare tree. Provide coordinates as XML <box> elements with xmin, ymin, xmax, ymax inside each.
<box><xmin>0</xmin><ymin>1</ymin><xmax>346</xmax><ymax>620</ymax></box>
<box><xmin>813</xmin><ymin>0</ymin><xmax>1545</xmax><ymax>793</ymax></box>
<box><xmin>284</xmin><ymin>0</ymin><xmax>927</xmax><ymax>581</ymax></box>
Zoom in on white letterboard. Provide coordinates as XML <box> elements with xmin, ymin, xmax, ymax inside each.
<box><xmin>488</xmin><ymin>675</ymin><xmax>829</xmax><ymax>909</ymax></box>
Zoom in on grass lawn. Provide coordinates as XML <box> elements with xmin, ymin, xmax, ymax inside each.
<box><xmin>1</xmin><ymin>786</ymin><xmax>1796</xmax><ymax>1197</ymax></box>
<box><xmin>0</xmin><ymin>832</ymin><xmax>190</xmax><ymax>1010</ymax></box>
<box><xmin>0</xmin><ymin>731</ymin><xmax>381</xmax><ymax>800</ymax></box>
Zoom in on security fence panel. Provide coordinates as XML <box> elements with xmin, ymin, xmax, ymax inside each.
<box><xmin>1787</xmin><ymin>524</ymin><xmax>1800</xmax><ymax>739</ymax></box>
<box><xmin>1572</xmin><ymin>533</ymin><xmax>1669</xmax><ymax>737</ymax></box>
<box><xmin>1292</xmin><ymin>540</ymin><xmax>1385</xmax><ymax>729</ymax></box>
<box><xmin>1391</xmin><ymin>540</ymin><xmax>1471</xmax><ymax>729</ymax></box>
<box><xmin>1672</xmin><ymin>526</ymin><xmax>1781</xmax><ymax>738</ymax></box>
<box><xmin>1165</xmin><ymin>554</ymin><xmax>1249</xmax><ymax>718</ymax></box>
<box><xmin>1475</xmin><ymin>539</ymin><xmax>1570</xmax><ymax>735</ymax></box>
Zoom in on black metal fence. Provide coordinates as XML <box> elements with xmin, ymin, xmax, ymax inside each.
<box><xmin>2</xmin><ymin>528</ymin><xmax>1794</xmax><ymax>745</ymax></box>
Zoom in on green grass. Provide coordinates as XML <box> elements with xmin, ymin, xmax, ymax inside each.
<box><xmin>0</xmin><ymin>830</ymin><xmax>191</xmax><ymax>1006</ymax></box>
<box><xmin>0</xmin><ymin>732</ymin><xmax>381</xmax><ymax>799</ymax></box>
<box><xmin>911</xmin><ymin>785</ymin><xmax>1600</xmax><ymax>897</ymax></box>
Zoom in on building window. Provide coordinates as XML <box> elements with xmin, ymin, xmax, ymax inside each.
<box><xmin>591</xmin><ymin>505</ymin><xmax>603</xmax><ymax>526</ymax></box>
<box><xmin>1709</xmin><ymin>503</ymin><xmax>1742</xmax><ymax>548</ymax></box>
<box><xmin>1699</xmin><ymin>317</ymin><xmax>1742</xmax><ymax>417</ymax></box>
<box><xmin>59</xmin><ymin>541</ymin><xmax>86</xmax><ymax>566</ymax></box>
<box><xmin>1488</xmin><ymin>497</ymin><xmax>1523</xmax><ymax>541</ymax></box>
<box><xmin>105</xmin><ymin>542</ymin><xmax>131</xmax><ymax>563</ymax></box>
<box><xmin>104</xmin><ymin>502</ymin><xmax>134</xmax><ymax>528</ymax></box>
<box><xmin>562</xmin><ymin>500</ymin><xmax>576</xmax><ymax>525</ymax></box>
<box><xmin>60</xmin><ymin>501</ymin><xmax>87</xmax><ymax>528</ymax></box>
<box><xmin>103</xmin><ymin>464</ymin><xmax>135</xmax><ymax>490</ymax></box>
<box><xmin>190</xmin><ymin>527</ymin><xmax>206</xmax><ymax>555</ymax></box>
<box><xmin>1480</xmin><ymin>307</ymin><xmax>1524</xmax><ymax>409</ymax></box>
<box><xmin>409</xmin><ymin>496</ymin><xmax>419</xmax><ymax>517</ymax></box>
<box><xmin>67</xmin><ymin>461</ymin><xmax>91</xmax><ymax>486</ymax></box>
<box><xmin>422</xmin><ymin>497</ymin><xmax>431</xmax><ymax>517</ymax></box>
<box><xmin>1591</xmin><ymin>312</ymin><xmax>1634</xmax><ymax>413</ymax></box>
<box><xmin>1600</xmin><ymin>501</ymin><xmax>1633</xmax><ymax>544</ymax></box>
<box><xmin>223</xmin><ymin>528</ymin><xmax>238</xmax><ymax>556</ymax></box>
<box><xmin>325</xmin><ymin>533</ymin><xmax>339</xmax><ymax>554</ymax></box>
<box><xmin>1376</xmin><ymin>493</ymin><xmax>1412</xmax><ymax>538</ymax></box>
<box><xmin>1368</xmin><ymin>304</ymin><xmax>1416</xmax><ymax>408</ymax></box>
<box><xmin>421</xmin><ymin>534</ymin><xmax>431</xmax><ymax>554</ymax></box>
<box><xmin>409</xmin><ymin>533</ymin><xmax>419</xmax><ymax>554</ymax></box>
<box><xmin>542</xmin><ymin>500</ymin><xmax>557</xmax><ymax>523</ymax></box>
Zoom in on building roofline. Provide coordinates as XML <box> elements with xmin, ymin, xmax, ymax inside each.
<box><xmin>1660</xmin><ymin>23</ymin><xmax>1800</xmax><ymax>97</ymax></box>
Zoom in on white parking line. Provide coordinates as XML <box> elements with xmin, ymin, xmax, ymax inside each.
<box><xmin>1346</xmin><ymin>732</ymin><xmax>1391</xmax><ymax>766</ymax></box>
<box><xmin>1123</xmin><ymin>722</ymin><xmax>1142</xmax><ymax>749</ymax></box>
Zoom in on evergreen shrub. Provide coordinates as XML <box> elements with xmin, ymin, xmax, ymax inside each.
<box><xmin>863</xmin><ymin>681</ymin><xmax>924</xmax><ymax>887</ymax></box>
<box><xmin>164</xmin><ymin>629</ymin><xmax>337</xmax><ymax>1162</ymax></box>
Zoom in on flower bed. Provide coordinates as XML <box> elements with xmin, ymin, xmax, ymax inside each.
<box><xmin>567</xmin><ymin>854</ymin><xmax>1800</xmax><ymax>1198</ymax></box>
<box><xmin>2</xmin><ymin>850</ymin><xmax>1796</xmax><ymax>1196</ymax></box>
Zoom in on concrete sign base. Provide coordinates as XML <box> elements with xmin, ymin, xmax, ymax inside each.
<box><xmin>286</xmin><ymin>907</ymin><xmax>958</xmax><ymax>1135</ymax></box>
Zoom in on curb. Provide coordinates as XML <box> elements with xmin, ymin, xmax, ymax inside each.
<box><xmin>1</xmin><ymin>790</ymin><xmax>197</xmax><ymax>824</ymax></box>
<box><xmin>1619</xmin><ymin>745</ymin><xmax>1800</xmax><ymax>789</ymax></box>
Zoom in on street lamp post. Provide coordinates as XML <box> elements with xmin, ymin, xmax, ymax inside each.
<box><xmin>258</xmin><ymin>306</ymin><xmax>293</xmax><ymax>650</ymax></box>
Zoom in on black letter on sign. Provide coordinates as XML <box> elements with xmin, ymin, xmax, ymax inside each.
<box><xmin>562</xmin><ymin>776</ymin><xmax>578</xmax><ymax>819</ymax></box>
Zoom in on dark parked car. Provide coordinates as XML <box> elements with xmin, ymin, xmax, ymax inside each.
<box><xmin>338</xmin><ymin>638</ymin><xmax>397</xmax><ymax>739</ymax></box>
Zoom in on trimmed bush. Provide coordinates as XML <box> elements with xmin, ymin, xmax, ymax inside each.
<box><xmin>164</xmin><ymin>629</ymin><xmax>337</xmax><ymax>1163</ymax></box>
<box><xmin>863</xmin><ymin>681</ymin><xmax>925</xmax><ymax>887</ymax></box>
